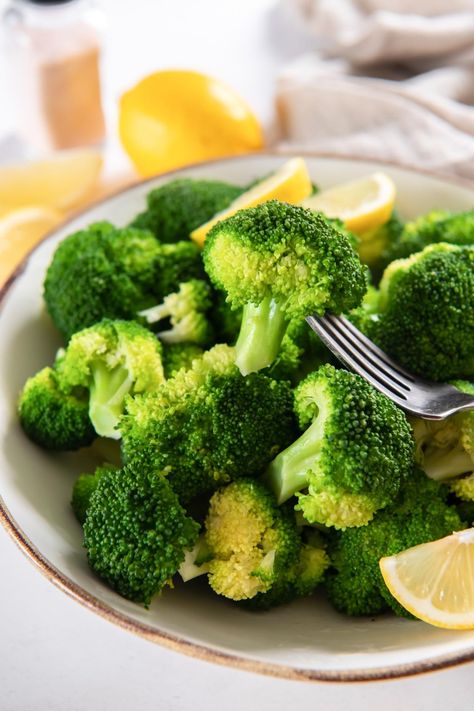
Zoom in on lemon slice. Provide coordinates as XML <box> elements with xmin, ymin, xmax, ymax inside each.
<box><xmin>0</xmin><ymin>206</ymin><xmax>61</xmax><ymax>286</ymax></box>
<box><xmin>303</xmin><ymin>172</ymin><xmax>396</xmax><ymax>235</ymax></box>
<box><xmin>0</xmin><ymin>150</ymin><xmax>102</xmax><ymax>212</ymax></box>
<box><xmin>380</xmin><ymin>528</ymin><xmax>474</xmax><ymax>629</ymax></box>
<box><xmin>190</xmin><ymin>157</ymin><xmax>312</xmax><ymax>247</ymax></box>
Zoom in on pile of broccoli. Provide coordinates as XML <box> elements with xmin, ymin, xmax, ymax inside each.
<box><xmin>17</xmin><ymin>171</ymin><xmax>473</xmax><ymax>616</ymax></box>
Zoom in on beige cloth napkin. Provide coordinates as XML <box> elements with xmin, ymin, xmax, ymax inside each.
<box><xmin>276</xmin><ymin>0</ymin><xmax>474</xmax><ymax>181</ymax></box>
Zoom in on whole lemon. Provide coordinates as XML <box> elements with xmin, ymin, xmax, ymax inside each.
<box><xmin>119</xmin><ymin>70</ymin><xmax>264</xmax><ymax>177</ymax></box>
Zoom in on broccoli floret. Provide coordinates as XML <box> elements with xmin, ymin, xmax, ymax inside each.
<box><xmin>18</xmin><ymin>366</ymin><xmax>96</xmax><ymax>451</ymax></box>
<box><xmin>71</xmin><ymin>464</ymin><xmax>117</xmax><ymax>525</ymax></box>
<box><xmin>161</xmin><ymin>343</ymin><xmax>204</xmax><ymax>379</ymax></box>
<box><xmin>44</xmin><ymin>223</ymin><xmax>206</xmax><ymax>340</ymax></box>
<box><xmin>243</xmin><ymin>528</ymin><xmax>330</xmax><ymax>610</ymax></box>
<box><xmin>263</xmin><ymin>364</ymin><xmax>414</xmax><ymax>529</ymax></box>
<box><xmin>58</xmin><ymin>319</ymin><xmax>165</xmax><ymax>439</ymax></box>
<box><xmin>83</xmin><ymin>464</ymin><xmax>200</xmax><ymax>605</ymax></box>
<box><xmin>326</xmin><ymin>469</ymin><xmax>466</xmax><ymax>616</ymax></box>
<box><xmin>374</xmin><ymin>243</ymin><xmax>474</xmax><ymax>381</ymax></box>
<box><xmin>411</xmin><ymin>380</ymin><xmax>474</xmax><ymax>481</ymax></box>
<box><xmin>450</xmin><ymin>473</ymin><xmax>474</xmax><ymax>501</ymax></box>
<box><xmin>385</xmin><ymin>210</ymin><xmax>474</xmax><ymax>264</ymax></box>
<box><xmin>204</xmin><ymin>479</ymin><xmax>301</xmax><ymax>601</ymax></box>
<box><xmin>130</xmin><ymin>178</ymin><xmax>244</xmax><ymax>242</ymax></box>
<box><xmin>203</xmin><ymin>201</ymin><xmax>367</xmax><ymax>375</ymax></box>
<box><xmin>138</xmin><ymin>280</ymin><xmax>214</xmax><ymax>346</ymax></box>
<box><xmin>120</xmin><ymin>345</ymin><xmax>298</xmax><ymax>501</ymax></box>
<box><xmin>44</xmin><ymin>222</ymin><xmax>163</xmax><ymax>340</ymax></box>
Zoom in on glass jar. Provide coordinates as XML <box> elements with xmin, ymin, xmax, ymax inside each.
<box><xmin>2</xmin><ymin>0</ymin><xmax>106</xmax><ymax>151</ymax></box>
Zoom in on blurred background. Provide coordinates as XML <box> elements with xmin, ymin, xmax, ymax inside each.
<box><xmin>0</xmin><ymin>0</ymin><xmax>473</xmax><ymax>280</ymax></box>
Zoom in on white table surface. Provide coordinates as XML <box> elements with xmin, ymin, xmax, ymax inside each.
<box><xmin>1</xmin><ymin>1</ymin><xmax>473</xmax><ymax>707</ymax></box>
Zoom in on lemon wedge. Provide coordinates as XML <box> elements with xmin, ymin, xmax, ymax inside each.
<box><xmin>0</xmin><ymin>150</ymin><xmax>102</xmax><ymax>212</ymax></box>
<box><xmin>303</xmin><ymin>172</ymin><xmax>396</xmax><ymax>235</ymax></box>
<box><xmin>0</xmin><ymin>206</ymin><xmax>61</xmax><ymax>286</ymax></box>
<box><xmin>191</xmin><ymin>157</ymin><xmax>312</xmax><ymax>247</ymax></box>
<box><xmin>379</xmin><ymin>528</ymin><xmax>474</xmax><ymax>629</ymax></box>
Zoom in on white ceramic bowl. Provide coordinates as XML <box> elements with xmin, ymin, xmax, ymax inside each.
<box><xmin>1</xmin><ymin>154</ymin><xmax>474</xmax><ymax>682</ymax></box>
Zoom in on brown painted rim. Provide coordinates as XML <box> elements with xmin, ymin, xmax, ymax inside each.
<box><xmin>1</xmin><ymin>151</ymin><xmax>474</xmax><ymax>683</ymax></box>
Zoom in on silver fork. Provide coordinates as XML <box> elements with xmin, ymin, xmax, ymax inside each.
<box><xmin>306</xmin><ymin>313</ymin><xmax>474</xmax><ymax>420</ymax></box>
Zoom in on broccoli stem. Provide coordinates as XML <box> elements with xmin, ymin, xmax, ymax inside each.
<box><xmin>423</xmin><ymin>444</ymin><xmax>473</xmax><ymax>481</ymax></box>
<box><xmin>178</xmin><ymin>535</ymin><xmax>212</xmax><ymax>582</ymax></box>
<box><xmin>263</xmin><ymin>413</ymin><xmax>326</xmax><ymax>504</ymax></box>
<box><xmin>89</xmin><ymin>362</ymin><xmax>133</xmax><ymax>439</ymax></box>
<box><xmin>234</xmin><ymin>296</ymin><xmax>288</xmax><ymax>375</ymax></box>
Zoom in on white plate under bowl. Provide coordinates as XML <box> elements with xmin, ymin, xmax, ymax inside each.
<box><xmin>1</xmin><ymin>154</ymin><xmax>474</xmax><ymax>683</ymax></box>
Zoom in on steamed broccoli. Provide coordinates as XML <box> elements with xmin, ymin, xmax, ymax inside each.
<box><xmin>411</xmin><ymin>380</ymin><xmax>474</xmax><ymax>481</ymax></box>
<box><xmin>130</xmin><ymin>178</ymin><xmax>244</xmax><ymax>242</ymax></box>
<box><xmin>44</xmin><ymin>222</ymin><xmax>205</xmax><ymax>339</ymax></box>
<box><xmin>138</xmin><ymin>280</ymin><xmax>214</xmax><ymax>346</ymax></box>
<box><xmin>385</xmin><ymin>209</ymin><xmax>474</xmax><ymax>264</ymax></box>
<box><xmin>58</xmin><ymin>319</ymin><xmax>165</xmax><ymax>439</ymax></box>
<box><xmin>120</xmin><ymin>345</ymin><xmax>298</xmax><ymax>501</ymax></box>
<box><xmin>373</xmin><ymin>243</ymin><xmax>474</xmax><ymax>381</ymax></box>
<box><xmin>203</xmin><ymin>201</ymin><xmax>367</xmax><ymax>375</ymax></box>
<box><xmin>243</xmin><ymin>528</ymin><xmax>330</xmax><ymax>610</ymax></box>
<box><xmin>83</xmin><ymin>464</ymin><xmax>200</xmax><ymax>605</ymax></box>
<box><xmin>325</xmin><ymin>469</ymin><xmax>466</xmax><ymax>616</ymax></box>
<box><xmin>161</xmin><ymin>343</ymin><xmax>204</xmax><ymax>379</ymax></box>
<box><xmin>264</xmin><ymin>364</ymin><xmax>414</xmax><ymax>529</ymax></box>
<box><xmin>204</xmin><ymin>479</ymin><xmax>301</xmax><ymax>601</ymax></box>
<box><xmin>71</xmin><ymin>464</ymin><xmax>117</xmax><ymax>525</ymax></box>
<box><xmin>44</xmin><ymin>222</ymin><xmax>162</xmax><ymax>340</ymax></box>
<box><xmin>18</xmin><ymin>366</ymin><xmax>95</xmax><ymax>451</ymax></box>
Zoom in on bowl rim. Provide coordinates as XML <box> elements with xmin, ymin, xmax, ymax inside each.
<box><xmin>1</xmin><ymin>150</ymin><xmax>474</xmax><ymax>683</ymax></box>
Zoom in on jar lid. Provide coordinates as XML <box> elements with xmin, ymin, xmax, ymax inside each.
<box><xmin>23</xmin><ymin>1</ymin><xmax>77</xmax><ymax>5</ymax></box>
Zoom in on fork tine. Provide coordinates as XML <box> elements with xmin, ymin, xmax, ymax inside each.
<box><xmin>333</xmin><ymin>315</ymin><xmax>416</xmax><ymax>383</ymax></box>
<box><xmin>306</xmin><ymin>315</ymin><xmax>410</xmax><ymax>407</ymax></box>
<box><xmin>324</xmin><ymin>315</ymin><xmax>412</xmax><ymax>391</ymax></box>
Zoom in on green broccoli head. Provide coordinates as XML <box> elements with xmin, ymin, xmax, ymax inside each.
<box><xmin>58</xmin><ymin>319</ymin><xmax>165</xmax><ymax>439</ymax></box>
<box><xmin>18</xmin><ymin>366</ymin><xmax>96</xmax><ymax>451</ymax></box>
<box><xmin>204</xmin><ymin>479</ymin><xmax>301</xmax><ymax>601</ymax></box>
<box><xmin>120</xmin><ymin>345</ymin><xmax>298</xmax><ymax>501</ymax></box>
<box><xmin>411</xmin><ymin>380</ymin><xmax>474</xmax><ymax>482</ymax></box>
<box><xmin>384</xmin><ymin>210</ymin><xmax>474</xmax><ymax>264</ymax></box>
<box><xmin>203</xmin><ymin>201</ymin><xmax>367</xmax><ymax>375</ymax></box>
<box><xmin>130</xmin><ymin>178</ymin><xmax>244</xmax><ymax>242</ymax></box>
<box><xmin>243</xmin><ymin>528</ymin><xmax>330</xmax><ymax>610</ymax></box>
<box><xmin>71</xmin><ymin>464</ymin><xmax>117</xmax><ymax>525</ymax></box>
<box><xmin>83</xmin><ymin>464</ymin><xmax>200</xmax><ymax>605</ymax></box>
<box><xmin>138</xmin><ymin>279</ymin><xmax>214</xmax><ymax>346</ymax></box>
<box><xmin>375</xmin><ymin>243</ymin><xmax>474</xmax><ymax>381</ymax></box>
<box><xmin>161</xmin><ymin>342</ymin><xmax>204</xmax><ymax>379</ymax></box>
<box><xmin>325</xmin><ymin>469</ymin><xmax>466</xmax><ymax>616</ymax></box>
<box><xmin>44</xmin><ymin>222</ymin><xmax>164</xmax><ymax>340</ymax></box>
<box><xmin>264</xmin><ymin>364</ymin><xmax>414</xmax><ymax>529</ymax></box>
